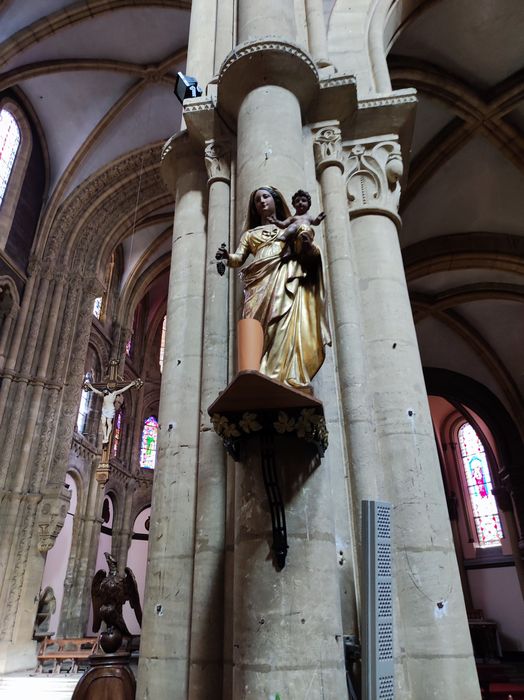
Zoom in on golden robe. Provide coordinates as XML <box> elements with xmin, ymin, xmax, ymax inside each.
<box><xmin>228</xmin><ymin>225</ymin><xmax>331</xmax><ymax>388</ymax></box>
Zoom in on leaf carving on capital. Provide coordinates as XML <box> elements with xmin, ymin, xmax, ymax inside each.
<box><xmin>313</xmin><ymin>125</ymin><xmax>344</xmax><ymax>173</ymax></box>
<box><xmin>204</xmin><ymin>140</ymin><xmax>231</xmax><ymax>182</ymax></box>
<box><xmin>345</xmin><ymin>140</ymin><xmax>404</xmax><ymax>216</ymax></box>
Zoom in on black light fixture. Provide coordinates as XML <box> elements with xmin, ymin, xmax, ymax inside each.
<box><xmin>174</xmin><ymin>72</ymin><xmax>203</xmax><ymax>103</ymax></box>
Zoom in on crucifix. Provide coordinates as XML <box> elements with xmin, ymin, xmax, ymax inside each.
<box><xmin>83</xmin><ymin>359</ymin><xmax>143</xmax><ymax>482</ymax></box>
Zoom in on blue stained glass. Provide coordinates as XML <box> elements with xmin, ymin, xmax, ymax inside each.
<box><xmin>93</xmin><ymin>297</ymin><xmax>102</xmax><ymax>318</ymax></box>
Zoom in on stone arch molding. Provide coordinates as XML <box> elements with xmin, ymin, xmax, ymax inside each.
<box><xmin>0</xmin><ymin>276</ymin><xmax>20</xmax><ymax>313</ymax></box>
<box><xmin>36</xmin><ymin>142</ymin><xmax>171</xmax><ymax>279</ymax></box>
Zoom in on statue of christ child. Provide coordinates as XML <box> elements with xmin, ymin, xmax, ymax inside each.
<box><xmin>267</xmin><ymin>189</ymin><xmax>325</xmax><ymax>263</ymax></box>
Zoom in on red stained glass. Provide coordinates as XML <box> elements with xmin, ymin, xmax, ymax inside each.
<box><xmin>159</xmin><ymin>316</ymin><xmax>166</xmax><ymax>373</ymax></box>
<box><xmin>111</xmin><ymin>411</ymin><xmax>122</xmax><ymax>458</ymax></box>
<box><xmin>458</xmin><ymin>423</ymin><xmax>503</xmax><ymax>547</ymax></box>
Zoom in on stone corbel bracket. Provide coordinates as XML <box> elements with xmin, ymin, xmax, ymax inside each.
<box><xmin>182</xmin><ymin>96</ymin><xmax>219</xmax><ymax>146</ymax></box>
<box><xmin>217</xmin><ymin>37</ymin><xmax>319</xmax><ymax>125</ymax></box>
<box><xmin>350</xmin><ymin>89</ymin><xmax>417</xmax><ymax>186</ymax></box>
<box><xmin>307</xmin><ymin>75</ymin><xmax>357</xmax><ymax>126</ymax></box>
<box><xmin>37</xmin><ymin>483</ymin><xmax>72</xmax><ymax>553</ymax></box>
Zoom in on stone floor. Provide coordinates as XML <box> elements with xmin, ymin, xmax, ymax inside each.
<box><xmin>0</xmin><ymin>671</ymin><xmax>82</xmax><ymax>699</ymax></box>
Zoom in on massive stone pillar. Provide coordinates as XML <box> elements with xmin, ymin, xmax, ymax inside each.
<box><xmin>214</xmin><ymin>5</ymin><xmax>348</xmax><ymax>698</ymax></box>
<box><xmin>136</xmin><ymin>133</ymin><xmax>208</xmax><ymax>700</ymax></box>
<box><xmin>345</xmin><ymin>136</ymin><xmax>481</xmax><ymax>698</ymax></box>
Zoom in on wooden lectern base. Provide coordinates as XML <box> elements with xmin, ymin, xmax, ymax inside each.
<box><xmin>71</xmin><ymin>651</ymin><xmax>136</xmax><ymax>700</ymax></box>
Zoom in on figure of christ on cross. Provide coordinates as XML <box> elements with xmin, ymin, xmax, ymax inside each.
<box><xmin>83</xmin><ymin>360</ymin><xmax>143</xmax><ymax>446</ymax></box>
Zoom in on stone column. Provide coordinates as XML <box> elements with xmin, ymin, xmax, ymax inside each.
<box><xmin>312</xmin><ymin>124</ymin><xmax>381</xmax><ymax>541</ymax></box>
<box><xmin>136</xmin><ymin>133</ymin><xmax>207</xmax><ymax>700</ymax></box>
<box><xmin>493</xmin><ymin>487</ymin><xmax>524</xmax><ymax>599</ymax></box>
<box><xmin>237</xmin><ymin>0</ymin><xmax>296</xmax><ymax>42</ymax></box>
<box><xmin>214</xmin><ymin>0</ymin><xmax>235</xmax><ymax>74</ymax></box>
<box><xmin>346</xmin><ymin>136</ymin><xmax>481</xmax><ymax>698</ymax></box>
<box><xmin>188</xmin><ymin>140</ymin><xmax>231</xmax><ymax>698</ymax></box>
<box><xmin>59</xmin><ymin>455</ymin><xmax>104</xmax><ymax>637</ymax></box>
<box><xmin>186</xmin><ymin>0</ymin><xmax>217</xmax><ymax>91</ymax></box>
<box><xmin>114</xmin><ymin>480</ymin><xmax>136</xmax><ymax>575</ymax></box>
<box><xmin>0</xmin><ymin>262</ymin><xmax>38</xmax><ymax>401</ymax></box>
<box><xmin>0</xmin><ymin>300</ymin><xmax>18</xmax><ymax>370</ymax></box>
<box><xmin>232</xmin><ymin>437</ymin><xmax>347</xmax><ymax>699</ymax></box>
<box><xmin>305</xmin><ymin>0</ymin><xmax>331</xmax><ymax>67</ymax></box>
<box><xmin>217</xmin><ymin>13</ymin><xmax>347</xmax><ymax>697</ymax></box>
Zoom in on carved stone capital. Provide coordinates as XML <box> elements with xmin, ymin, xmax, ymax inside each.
<box><xmin>205</xmin><ymin>139</ymin><xmax>231</xmax><ymax>184</ymax></box>
<box><xmin>344</xmin><ymin>137</ymin><xmax>404</xmax><ymax>227</ymax></box>
<box><xmin>27</xmin><ymin>255</ymin><xmax>42</xmax><ymax>277</ymax></box>
<box><xmin>37</xmin><ymin>484</ymin><xmax>72</xmax><ymax>553</ymax></box>
<box><xmin>312</xmin><ymin>124</ymin><xmax>345</xmax><ymax>175</ymax></box>
<box><xmin>218</xmin><ymin>38</ymin><xmax>318</xmax><ymax>120</ymax></box>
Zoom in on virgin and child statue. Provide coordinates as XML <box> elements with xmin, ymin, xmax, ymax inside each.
<box><xmin>216</xmin><ymin>186</ymin><xmax>331</xmax><ymax>390</ymax></box>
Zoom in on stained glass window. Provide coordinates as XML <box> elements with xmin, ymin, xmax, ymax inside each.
<box><xmin>125</xmin><ymin>336</ymin><xmax>132</xmax><ymax>356</ymax></box>
<box><xmin>93</xmin><ymin>297</ymin><xmax>102</xmax><ymax>319</ymax></box>
<box><xmin>0</xmin><ymin>109</ymin><xmax>20</xmax><ymax>207</ymax></box>
<box><xmin>140</xmin><ymin>416</ymin><xmax>158</xmax><ymax>469</ymax></box>
<box><xmin>111</xmin><ymin>410</ymin><xmax>123</xmax><ymax>458</ymax></box>
<box><xmin>458</xmin><ymin>422</ymin><xmax>503</xmax><ymax>548</ymax></box>
<box><xmin>159</xmin><ymin>316</ymin><xmax>167</xmax><ymax>373</ymax></box>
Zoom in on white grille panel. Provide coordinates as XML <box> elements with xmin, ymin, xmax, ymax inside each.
<box><xmin>362</xmin><ymin>500</ymin><xmax>394</xmax><ymax>699</ymax></box>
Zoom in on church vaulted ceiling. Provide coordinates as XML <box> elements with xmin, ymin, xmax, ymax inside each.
<box><xmin>1</xmin><ymin>0</ymin><xmax>523</xmax><ymax>422</ymax></box>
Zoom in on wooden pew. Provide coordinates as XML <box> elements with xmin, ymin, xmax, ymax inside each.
<box><xmin>36</xmin><ymin>636</ymin><xmax>99</xmax><ymax>673</ymax></box>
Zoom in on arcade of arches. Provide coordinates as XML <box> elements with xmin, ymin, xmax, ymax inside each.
<box><xmin>0</xmin><ymin>1</ymin><xmax>523</xmax><ymax>698</ymax></box>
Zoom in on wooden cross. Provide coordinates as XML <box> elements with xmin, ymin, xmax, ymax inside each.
<box><xmin>83</xmin><ymin>359</ymin><xmax>143</xmax><ymax>484</ymax></box>
<box><xmin>84</xmin><ymin>358</ymin><xmax>142</xmax><ymax>393</ymax></box>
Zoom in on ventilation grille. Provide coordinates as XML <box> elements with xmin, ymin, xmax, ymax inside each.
<box><xmin>379</xmin><ymin>675</ymin><xmax>395</xmax><ymax>700</ymax></box>
<box><xmin>362</xmin><ymin>500</ymin><xmax>394</xmax><ymax>699</ymax></box>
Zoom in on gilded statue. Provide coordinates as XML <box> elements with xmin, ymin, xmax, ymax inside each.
<box><xmin>216</xmin><ymin>186</ymin><xmax>330</xmax><ymax>388</ymax></box>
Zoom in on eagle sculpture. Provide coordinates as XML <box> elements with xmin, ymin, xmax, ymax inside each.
<box><xmin>91</xmin><ymin>552</ymin><xmax>142</xmax><ymax>638</ymax></box>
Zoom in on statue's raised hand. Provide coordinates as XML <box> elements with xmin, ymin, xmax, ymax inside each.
<box><xmin>215</xmin><ymin>243</ymin><xmax>228</xmax><ymax>260</ymax></box>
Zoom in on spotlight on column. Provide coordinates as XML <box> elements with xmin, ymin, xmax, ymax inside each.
<box><xmin>174</xmin><ymin>72</ymin><xmax>203</xmax><ymax>103</ymax></box>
